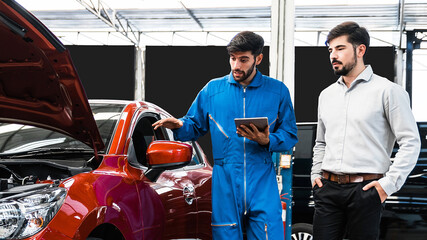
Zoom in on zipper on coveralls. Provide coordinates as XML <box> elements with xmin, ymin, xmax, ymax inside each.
<box><xmin>211</xmin><ymin>223</ymin><xmax>237</xmax><ymax>227</ymax></box>
<box><xmin>209</xmin><ymin>114</ymin><xmax>229</xmax><ymax>138</ymax></box>
<box><xmin>243</xmin><ymin>86</ymin><xmax>247</xmax><ymax>215</ymax></box>
<box><xmin>269</xmin><ymin>115</ymin><xmax>278</xmax><ymax>128</ymax></box>
<box><xmin>265</xmin><ymin>224</ymin><xmax>268</xmax><ymax>240</ymax></box>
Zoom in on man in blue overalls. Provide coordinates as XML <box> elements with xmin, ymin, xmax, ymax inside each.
<box><xmin>153</xmin><ymin>31</ymin><xmax>297</xmax><ymax>239</ymax></box>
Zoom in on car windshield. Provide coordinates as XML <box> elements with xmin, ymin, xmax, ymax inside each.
<box><xmin>0</xmin><ymin>102</ymin><xmax>125</xmax><ymax>155</ymax></box>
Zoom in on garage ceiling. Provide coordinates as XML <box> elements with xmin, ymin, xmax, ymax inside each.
<box><xmin>15</xmin><ymin>0</ymin><xmax>427</xmax><ymax>47</ymax></box>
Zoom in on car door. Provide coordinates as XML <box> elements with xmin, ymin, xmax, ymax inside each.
<box><xmin>127</xmin><ymin>111</ymin><xmax>200</xmax><ymax>239</ymax></box>
<box><xmin>185</xmin><ymin>141</ymin><xmax>213</xmax><ymax>239</ymax></box>
<box><xmin>158</xmin><ymin>114</ymin><xmax>213</xmax><ymax>239</ymax></box>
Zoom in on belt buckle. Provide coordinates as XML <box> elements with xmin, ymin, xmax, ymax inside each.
<box><xmin>337</xmin><ymin>175</ymin><xmax>347</xmax><ymax>184</ymax></box>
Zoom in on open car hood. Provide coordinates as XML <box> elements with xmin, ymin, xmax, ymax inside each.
<box><xmin>0</xmin><ymin>0</ymin><xmax>104</xmax><ymax>151</ymax></box>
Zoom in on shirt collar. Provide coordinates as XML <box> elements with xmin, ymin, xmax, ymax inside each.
<box><xmin>228</xmin><ymin>70</ymin><xmax>263</xmax><ymax>87</ymax></box>
<box><xmin>337</xmin><ymin>65</ymin><xmax>373</xmax><ymax>87</ymax></box>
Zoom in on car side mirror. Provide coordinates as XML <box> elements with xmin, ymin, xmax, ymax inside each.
<box><xmin>144</xmin><ymin>140</ymin><xmax>192</xmax><ymax>181</ymax></box>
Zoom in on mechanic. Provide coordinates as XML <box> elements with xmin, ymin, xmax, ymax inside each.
<box><xmin>311</xmin><ymin>21</ymin><xmax>421</xmax><ymax>240</ymax></box>
<box><xmin>153</xmin><ymin>31</ymin><xmax>297</xmax><ymax>239</ymax></box>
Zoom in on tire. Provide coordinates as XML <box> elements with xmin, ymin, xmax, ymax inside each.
<box><xmin>291</xmin><ymin>223</ymin><xmax>313</xmax><ymax>240</ymax></box>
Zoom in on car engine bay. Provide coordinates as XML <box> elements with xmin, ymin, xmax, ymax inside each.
<box><xmin>0</xmin><ymin>159</ymin><xmax>93</xmax><ymax>198</ymax></box>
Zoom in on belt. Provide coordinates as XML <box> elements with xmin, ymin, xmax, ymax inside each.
<box><xmin>322</xmin><ymin>171</ymin><xmax>383</xmax><ymax>184</ymax></box>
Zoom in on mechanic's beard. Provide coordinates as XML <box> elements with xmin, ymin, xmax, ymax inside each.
<box><xmin>233</xmin><ymin>62</ymin><xmax>256</xmax><ymax>82</ymax></box>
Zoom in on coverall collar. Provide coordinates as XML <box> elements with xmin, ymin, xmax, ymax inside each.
<box><xmin>228</xmin><ymin>70</ymin><xmax>263</xmax><ymax>88</ymax></box>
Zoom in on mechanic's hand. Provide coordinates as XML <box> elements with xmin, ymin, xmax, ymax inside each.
<box><xmin>363</xmin><ymin>181</ymin><xmax>388</xmax><ymax>203</ymax></box>
<box><xmin>152</xmin><ymin>117</ymin><xmax>183</xmax><ymax>130</ymax></box>
<box><xmin>237</xmin><ymin>123</ymin><xmax>270</xmax><ymax>146</ymax></box>
<box><xmin>312</xmin><ymin>177</ymin><xmax>323</xmax><ymax>188</ymax></box>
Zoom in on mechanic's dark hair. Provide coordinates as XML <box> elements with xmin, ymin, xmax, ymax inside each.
<box><xmin>227</xmin><ymin>31</ymin><xmax>264</xmax><ymax>56</ymax></box>
<box><xmin>326</xmin><ymin>21</ymin><xmax>370</xmax><ymax>56</ymax></box>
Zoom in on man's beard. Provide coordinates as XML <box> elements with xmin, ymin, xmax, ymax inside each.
<box><xmin>233</xmin><ymin>62</ymin><xmax>256</xmax><ymax>82</ymax></box>
<box><xmin>332</xmin><ymin>51</ymin><xmax>357</xmax><ymax>76</ymax></box>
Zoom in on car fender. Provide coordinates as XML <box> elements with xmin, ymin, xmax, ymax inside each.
<box><xmin>49</xmin><ymin>171</ymin><xmax>140</xmax><ymax>239</ymax></box>
<box><xmin>71</xmin><ymin>206</ymin><xmax>134</xmax><ymax>240</ymax></box>
<box><xmin>56</xmin><ymin>163</ymin><xmax>164</xmax><ymax>239</ymax></box>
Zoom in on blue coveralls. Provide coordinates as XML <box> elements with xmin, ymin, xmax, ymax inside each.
<box><xmin>173</xmin><ymin>70</ymin><xmax>298</xmax><ymax>239</ymax></box>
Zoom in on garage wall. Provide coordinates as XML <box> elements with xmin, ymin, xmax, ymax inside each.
<box><xmin>145</xmin><ymin>46</ymin><xmax>270</xmax><ymax>117</ymax></box>
<box><xmin>66</xmin><ymin>45</ymin><xmax>135</xmax><ymax>100</ymax></box>
<box><xmin>295</xmin><ymin>46</ymin><xmax>395</xmax><ymax>122</ymax></box>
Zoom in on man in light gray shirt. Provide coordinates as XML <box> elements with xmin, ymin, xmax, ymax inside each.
<box><xmin>311</xmin><ymin>21</ymin><xmax>421</xmax><ymax>240</ymax></box>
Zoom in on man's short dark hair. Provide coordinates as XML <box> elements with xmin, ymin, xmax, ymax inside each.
<box><xmin>227</xmin><ymin>31</ymin><xmax>264</xmax><ymax>56</ymax></box>
<box><xmin>326</xmin><ymin>21</ymin><xmax>370</xmax><ymax>54</ymax></box>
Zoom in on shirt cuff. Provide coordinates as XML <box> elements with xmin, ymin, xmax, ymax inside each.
<box><xmin>378</xmin><ymin>177</ymin><xmax>397</xmax><ymax>196</ymax></box>
<box><xmin>311</xmin><ymin>173</ymin><xmax>322</xmax><ymax>185</ymax></box>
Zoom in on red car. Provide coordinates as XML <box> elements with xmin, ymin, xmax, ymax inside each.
<box><xmin>0</xmin><ymin>0</ymin><xmax>212</xmax><ymax>239</ymax></box>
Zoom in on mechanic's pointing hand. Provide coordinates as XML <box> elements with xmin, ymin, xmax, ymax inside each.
<box><xmin>152</xmin><ymin>117</ymin><xmax>183</xmax><ymax>130</ymax></box>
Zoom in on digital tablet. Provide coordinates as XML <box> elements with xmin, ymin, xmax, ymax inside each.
<box><xmin>234</xmin><ymin>117</ymin><xmax>268</xmax><ymax>133</ymax></box>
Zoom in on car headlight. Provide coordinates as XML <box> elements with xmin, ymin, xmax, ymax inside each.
<box><xmin>0</xmin><ymin>187</ymin><xmax>67</xmax><ymax>239</ymax></box>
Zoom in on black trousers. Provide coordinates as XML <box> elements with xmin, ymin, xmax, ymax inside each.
<box><xmin>313</xmin><ymin>179</ymin><xmax>384</xmax><ymax>240</ymax></box>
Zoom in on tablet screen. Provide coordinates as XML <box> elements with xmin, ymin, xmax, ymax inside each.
<box><xmin>234</xmin><ymin>117</ymin><xmax>268</xmax><ymax>133</ymax></box>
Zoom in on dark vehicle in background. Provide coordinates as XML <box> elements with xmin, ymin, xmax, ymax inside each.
<box><xmin>291</xmin><ymin>122</ymin><xmax>427</xmax><ymax>240</ymax></box>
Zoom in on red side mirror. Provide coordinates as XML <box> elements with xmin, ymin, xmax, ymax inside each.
<box><xmin>146</xmin><ymin>140</ymin><xmax>192</xmax><ymax>169</ymax></box>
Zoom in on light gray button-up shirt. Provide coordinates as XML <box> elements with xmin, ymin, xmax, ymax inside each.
<box><xmin>311</xmin><ymin>65</ymin><xmax>421</xmax><ymax>196</ymax></box>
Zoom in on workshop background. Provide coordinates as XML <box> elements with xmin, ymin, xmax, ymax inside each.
<box><xmin>12</xmin><ymin>1</ymin><xmax>427</xmax><ymax>239</ymax></box>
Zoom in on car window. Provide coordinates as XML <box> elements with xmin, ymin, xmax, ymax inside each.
<box><xmin>90</xmin><ymin>103</ymin><xmax>126</xmax><ymax>150</ymax></box>
<box><xmin>0</xmin><ymin>124</ymin><xmax>85</xmax><ymax>154</ymax></box>
<box><xmin>129</xmin><ymin>115</ymin><xmax>167</xmax><ymax>167</ymax></box>
<box><xmin>187</xmin><ymin>142</ymin><xmax>202</xmax><ymax>166</ymax></box>
<box><xmin>150</xmin><ymin>114</ymin><xmax>203</xmax><ymax>167</ymax></box>
<box><xmin>155</xmin><ymin>115</ymin><xmax>202</xmax><ymax>167</ymax></box>
<box><xmin>0</xmin><ymin>102</ymin><xmax>125</xmax><ymax>156</ymax></box>
<box><xmin>163</xmin><ymin>126</ymin><xmax>175</xmax><ymax>141</ymax></box>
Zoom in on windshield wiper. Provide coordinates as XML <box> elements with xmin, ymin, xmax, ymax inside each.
<box><xmin>0</xmin><ymin>148</ymin><xmax>94</xmax><ymax>159</ymax></box>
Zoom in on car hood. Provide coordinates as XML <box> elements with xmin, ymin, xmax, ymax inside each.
<box><xmin>0</xmin><ymin>0</ymin><xmax>104</xmax><ymax>151</ymax></box>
